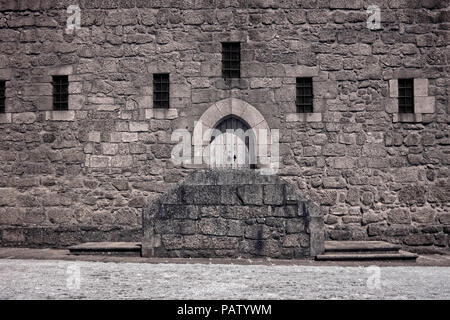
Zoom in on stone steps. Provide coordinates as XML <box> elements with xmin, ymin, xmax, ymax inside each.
<box><xmin>316</xmin><ymin>251</ymin><xmax>419</xmax><ymax>261</ymax></box>
<box><xmin>316</xmin><ymin>241</ymin><xmax>418</xmax><ymax>261</ymax></box>
<box><xmin>325</xmin><ymin>240</ymin><xmax>402</xmax><ymax>253</ymax></box>
<box><xmin>68</xmin><ymin>242</ymin><xmax>142</xmax><ymax>257</ymax></box>
<box><xmin>67</xmin><ymin>240</ymin><xmax>419</xmax><ymax>262</ymax></box>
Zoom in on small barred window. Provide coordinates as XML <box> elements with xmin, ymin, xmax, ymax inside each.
<box><xmin>296</xmin><ymin>77</ymin><xmax>313</xmax><ymax>113</ymax></box>
<box><xmin>52</xmin><ymin>75</ymin><xmax>69</xmax><ymax>111</ymax></box>
<box><xmin>398</xmin><ymin>78</ymin><xmax>414</xmax><ymax>113</ymax></box>
<box><xmin>153</xmin><ymin>73</ymin><xmax>170</xmax><ymax>109</ymax></box>
<box><xmin>222</xmin><ymin>42</ymin><xmax>241</xmax><ymax>79</ymax></box>
<box><xmin>0</xmin><ymin>81</ymin><xmax>5</xmax><ymax>113</ymax></box>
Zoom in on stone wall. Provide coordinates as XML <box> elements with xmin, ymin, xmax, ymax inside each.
<box><xmin>142</xmin><ymin>170</ymin><xmax>324</xmax><ymax>258</ymax></box>
<box><xmin>0</xmin><ymin>1</ymin><xmax>449</xmax><ymax>251</ymax></box>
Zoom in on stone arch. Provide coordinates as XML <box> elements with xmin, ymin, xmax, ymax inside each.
<box><xmin>193</xmin><ymin>98</ymin><xmax>271</xmax><ymax>147</ymax></box>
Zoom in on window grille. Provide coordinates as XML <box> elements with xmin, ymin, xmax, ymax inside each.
<box><xmin>398</xmin><ymin>78</ymin><xmax>414</xmax><ymax>113</ymax></box>
<box><xmin>222</xmin><ymin>42</ymin><xmax>241</xmax><ymax>79</ymax></box>
<box><xmin>153</xmin><ymin>73</ymin><xmax>170</xmax><ymax>109</ymax></box>
<box><xmin>52</xmin><ymin>76</ymin><xmax>69</xmax><ymax>111</ymax></box>
<box><xmin>0</xmin><ymin>81</ymin><xmax>5</xmax><ymax>113</ymax></box>
<box><xmin>296</xmin><ymin>77</ymin><xmax>313</xmax><ymax>113</ymax></box>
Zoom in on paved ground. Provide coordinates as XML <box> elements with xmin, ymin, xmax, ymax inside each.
<box><xmin>1</xmin><ymin>247</ymin><xmax>450</xmax><ymax>266</ymax></box>
<box><xmin>0</xmin><ymin>258</ymin><xmax>449</xmax><ymax>299</ymax></box>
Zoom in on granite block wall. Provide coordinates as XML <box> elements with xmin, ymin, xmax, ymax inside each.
<box><xmin>142</xmin><ymin>169</ymin><xmax>324</xmax><ymax>258</ymax></box>
<box><xmin>0</xmin><ymin>0</ymin><xmax>448</xmax><ymax>252</ymax></box>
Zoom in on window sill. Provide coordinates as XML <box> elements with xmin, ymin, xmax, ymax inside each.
<box><xmin>392</xmin><ymin>113</ymin><xmax>424</xmax><ymax>123</ymax></box>
<box><xmin>286</xmin><ymin>113</ymin><xmax>322</xmax><ymax>122</ymax></box>
<box><xmin>145</xmin><ymin>108</ymin><xmax>178</xmax><ymax>120</ymax></box>
<box><xmin>45</xmin><ymin>110</ymin><xmax>75</xmax><ymax>121</ymax></box>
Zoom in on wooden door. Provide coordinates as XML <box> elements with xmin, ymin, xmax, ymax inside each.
<box><xmin>207</xmin><ymin>116</ymin><xmax>253</xmax><ymax>168</ymax></box>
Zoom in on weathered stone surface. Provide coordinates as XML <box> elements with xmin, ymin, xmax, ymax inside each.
<box><xmin>438</xmin><ymin>213</ymin><xmax>450</xmax><ymax>225</ymax></box>
<box><xmin>183</xmin><ymin>185</ymin><xmax>221</xmax><ymax>205</ymax></box>
<box><xmin>12</xmin><ymin>112</ymin><xmax>36</xmax><ymax>124</ymax></box>
<box><xmin>244</xmin><ymin>224</ymin><xmax>271</xmax><ymax>240</ymax></box>
<box><xmin>199</xmin><ymin>218</ymin><xmax>228</xmax><ymax>236</ymax></box>
<box><xmin>362</xmin><ymin>211</ymin><xmax>384</xmax><ymax>225</ymax></box>
<box><xmin>111</xmin><ymin>155</ymin><xmax>133</xmax><ymax>168</ymax></box>
<box><xmin>388</xmin><ymin>208</ymin><xmax>412</xmax><ymax>225</ymax></box>
<box><xmin>263</xmin><ymin>184</ymin><xmax>284</xmax><ymax>205</ymax></box>
<box><xmin>398</xmin><ymin>186</ymin><xmax>427</xmax><ymax>205</ymax></box>
<box><xmin>0</xmin><ymin>3</ymin><xmax>447</xmax><ymax>253</ymax></box>
<box><xmin>237</xmin><ymin>185</ymin><xmax>263</xmax><ymax>205</ymax></box>
<box><xmin>142</xmin><ymin>170</ymin><xmax>323</xmax><ymax>258</ymax></box>
<box><xmin>411</xmin><ymin>208</ymin><xmax>436</xmax><ymax>224</ymax></box>
<box><xmin>404</xmin><ymin>234</ymin><xmax>434</xmax><ymax>246</ymax></box>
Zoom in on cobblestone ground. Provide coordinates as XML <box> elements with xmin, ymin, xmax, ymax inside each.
<box><xmin>0</xmin><ymin>259</ymin><xmax>449</xmax><ymax>300</ymax></box>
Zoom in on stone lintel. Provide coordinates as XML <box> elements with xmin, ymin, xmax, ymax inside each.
<box><xmin>47</xmin><ymin>65</ymin><xmax>74</xmax><ymax>76</ymax></box>
<box><xmin>145</xmin><ymin>108</ymin><xmax>178</xmax><ymax>120</ymax></box>
<box><xmin>284</xmin><ymin>65</ymin><xmax>320</xmax><ymax>77</ymax></box>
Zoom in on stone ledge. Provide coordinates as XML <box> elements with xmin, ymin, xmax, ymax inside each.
<box><xmin>393</xmin><ymin>113</ymin><xmax>423</xmax><ymax>123</ymax></box>
<box><xmin>145</xmin><ymin>108</ymin><xmax>178</xmax><ymax>120</ymax></box>
<box><xmin>286</xmin><ymin>113</ymin><xmax>322</xmax><ymax>122</ymax></box>
<box><xmin>45</xmin><ymin>110</ymin><xmax>76</xmax><ymax>121</ymax></box>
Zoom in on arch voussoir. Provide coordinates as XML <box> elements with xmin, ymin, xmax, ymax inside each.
<box><xmin>194</xmin><ymin>98</ymin><xmax>271</xmax><ymax>147</ymax></box>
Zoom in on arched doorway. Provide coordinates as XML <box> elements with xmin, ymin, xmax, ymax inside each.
<box><xmin>207</xmin><ymin>116</ymin><xmax>257</xmax><ymax>168</ymax></box>
<box><xmin>192</xmin><ymin>98</ymin><xmax>273</xmax><ymax>171</ymax></box>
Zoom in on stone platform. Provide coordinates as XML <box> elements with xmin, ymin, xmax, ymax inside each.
<box><xmin>141</xmin><ymin>169</ymin><xmax>325</xmax><ymax>259</ymax></box>
<box><xmin>316</xmin><ymin>241</ymin><xmax>418</xmax><ymax>261</ymax></box>
<box><xmin>65</xmin><ymin>240</ymin><xmax>418</xmax><ymax>262</ymax></box>
<box><xmin>68</xmin><ymin>242</ymin><xmax>142</xmax><ymax>257</ymax></box>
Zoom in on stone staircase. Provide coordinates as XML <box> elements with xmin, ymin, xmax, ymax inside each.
<box><xmin>68</xmin><ymin>242</ymin><xmax>142</xmax><ymax>257</ymax></box>
<box><xmin>68</xmin><ymin>240</ymin><xmax>419</xmax><ymax>262</ymax></box>
<box><xmin>315</xmin><ymin>241</ymin><xmax>418</xmax><ymax>261</ymax></box>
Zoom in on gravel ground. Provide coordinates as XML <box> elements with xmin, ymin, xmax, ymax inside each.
<box><xmin>0</xmin><ymin>259</ymin><xmax>449</xmax><ymax>299</ymax></box>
